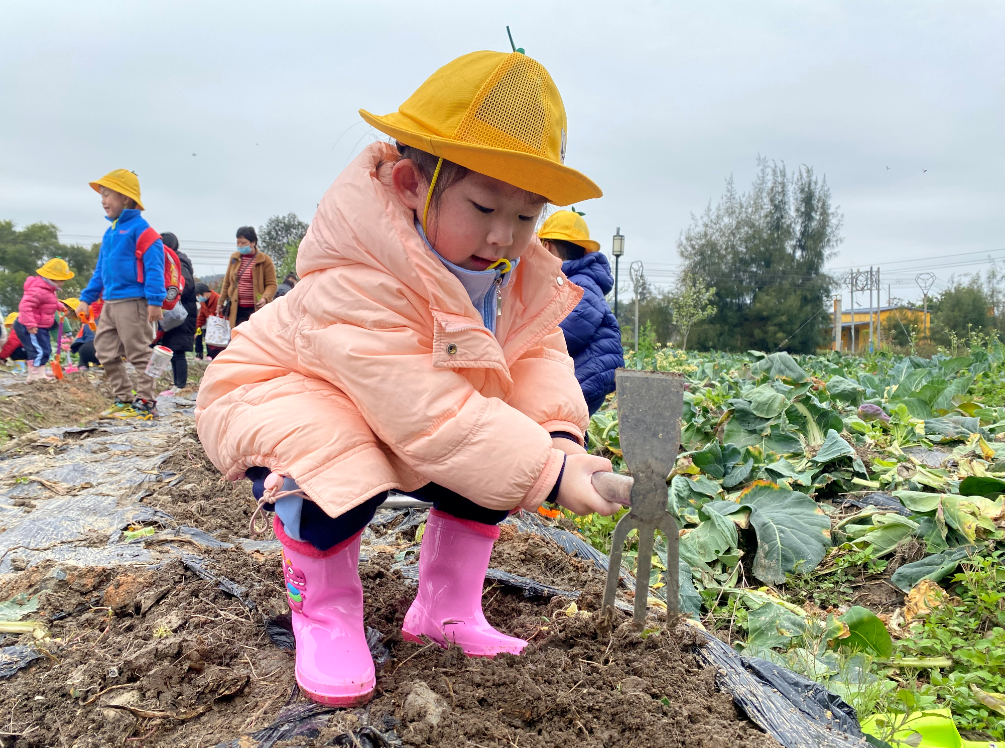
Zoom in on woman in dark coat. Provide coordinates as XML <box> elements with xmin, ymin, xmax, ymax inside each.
<box><xmin>159</xmin><ymin>233</ymin><xmax>198</xmax><ymax>390</ymax></box>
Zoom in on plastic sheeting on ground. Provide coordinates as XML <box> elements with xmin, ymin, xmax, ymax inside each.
<box><xmin>0</xmin><ymin>415</ymin><xmax>187</xmax><ymax>572</ymax></box>
<box><xmin>692</xmin><ymin>626</ymin><xmax>870</xmax><ymax>748</ymax></box>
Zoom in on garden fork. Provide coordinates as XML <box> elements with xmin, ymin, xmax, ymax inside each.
<box><xmin>601</xmin><ymin>369</ymin><xmax>685</xmax><ymax>626</ymax></box>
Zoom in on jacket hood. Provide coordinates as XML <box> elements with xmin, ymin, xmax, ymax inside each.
<box><xmin>562</xmin><ymin>252</ymin><xmax>614</xmax><ymax>296</ymax></box>
<box><xmin>24</xmin><ymin>275</ymin><xmax>56</xmax><ymax>292</ymax></box>
<box><xmin>297</xmin><ymin>142</ymin><xmax>577</xmax><ymax>345</ymax></box>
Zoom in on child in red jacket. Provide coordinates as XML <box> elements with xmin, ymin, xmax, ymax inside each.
<box><xmin>15</xmin><ymin>259</ymin><xmax>74</xmax><ymax>382</ymax></box>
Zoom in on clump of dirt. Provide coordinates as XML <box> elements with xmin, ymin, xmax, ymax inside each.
<box><xmin>142</xmin><ymin>425</ymin><xmax>257</xmax><ymax>540</ymax></box>
<box><xmin>0</xmin><ymin>375</ymin><xmax>111</xmax><ymax>439</ymax></box>
<box><xmin>360</xmin><ymin>557</ymin><xmax>777</xmax><ymax>748</ymax></box>
<box><xmin>0</xmin><ymin>548</ymin><xmax>294</xmax><ymax>748</ymax></box>
<box><xmin>491</xmin><ymin>523</ymin><xmax>608</xmax><ymax>593</ymax></box>
<box><xmin>0</xmin><ymin>536</ymin><xmax>776</xmax><ymax>748</ymax></box>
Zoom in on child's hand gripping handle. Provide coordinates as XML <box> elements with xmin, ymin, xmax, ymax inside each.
<box><xmin>555</xmin><ymin>455</ymin><xmax>623</xmax><ymax>517</ymax></box>
<box><xmin>591</xmin><ymin>472</ymin><xmax>633</xmax><ymax>507</ymax></box>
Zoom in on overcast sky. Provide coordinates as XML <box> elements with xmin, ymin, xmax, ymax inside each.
<box><xmin>2</xmin><ymin>1</ymin><xmax>1002</xmax><ymax>308</ymax></box>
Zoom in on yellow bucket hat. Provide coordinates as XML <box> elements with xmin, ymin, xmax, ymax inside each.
<box><xmin>360</xmin><ymin>50</ymin><xmax>601</xmax><ymax>208</ymax></box>
<box><xmin>60</xmin><ymin>297</ymin><xmax>81</xmax><ymax>311</ymax></box>
<box><xmin>38</xmin><ymin>258</ymin><xmax>74</xmax><ymax>282</ymax></box>
<box><xmin>89</xmin><ymin>169</ymin><xmax>144</xmax><ymax>210</ymax></box>
<box><xmin>4</xmin><ymin>312</ymin><xmax>18</xmax><ymax>326</ymax></box>
<box><xmin>538</xmin><ymin>210</ymin><xmax>600</xmax><ymax>252</ymax></box>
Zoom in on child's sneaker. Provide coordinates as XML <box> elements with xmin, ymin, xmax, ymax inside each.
<box><xmin>101</xmin><ymin>400</ymin><xmax>133</xmax><ymax>417</ymax></box>
<box><xmin>131</xmin><ymin>399</ymin><xmax>158</xmax><ymax>419</ymax></box>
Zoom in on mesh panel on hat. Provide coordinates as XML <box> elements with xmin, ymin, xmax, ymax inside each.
<box><xmin>453</xmin><ymin>54</ymin><xmax>552</xmax><ymax>158</ymax></box>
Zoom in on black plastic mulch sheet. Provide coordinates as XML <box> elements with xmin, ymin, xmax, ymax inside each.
<box><xmin>692</xmin><ymin>627</ymin><xmax>869</xmax><ymax>748</ymax></box>
<box><xmin>839</xmin><ymin>492</ymin><xmax>912</xmax><ymax>517</ymax></box>
<box><xmin>211</xmin><ymin>689</ymin><xmax>401</xmax><ymax>747</ymax></box>
<box><xmin>0</xmin><ymin>645</ymin><xmax>44</xmax><ymax>679</ymax></box>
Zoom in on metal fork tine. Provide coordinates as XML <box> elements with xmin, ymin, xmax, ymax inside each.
<box><xmin>658</xmin><ymin>514</ymin><xmax>681</xmax><ymax>625</ymax></box>
<box><xmin>602</xmin><ymin>513</ymin><xmax>637</xmax><ymax>613</ymax></box>
<box><xmin>633</xmin><ymin>526</ymin><xmax>656</xmax><ymax>623</ymax></box>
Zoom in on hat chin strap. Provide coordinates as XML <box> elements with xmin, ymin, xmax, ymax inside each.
<box><xmin>421</xmin><ymin>157</ymin><xmax>445</xmax><ymax>236</ymax></box>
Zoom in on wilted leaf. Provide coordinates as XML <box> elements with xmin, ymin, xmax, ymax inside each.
<box><xmin>750</xmin><ymin>352</ymin><xmax>809</xmax><ymax>383</ymax></box>
<box><xmin>746</xmin><ymin>602</ymin><xmax>807</xmax><ymax>650</ymax></box>
<box><xmin>827</xmin><ymin>376</ymin><xmax>865</xmax><ymax>404</ymax></box>
<box><xmin>0</xmin><ymin>594</ymin><xmax>40</xmax><ymax>623</ymax></box>
<box><xmin>748</xmin><ymin>384</ymin><xmax>788</xmax><ymax>419</ymax></box>
<box><xmin>903</xmin><ymin>579</ymin><xmax>947</xmax><ymax>623</ymax></box>
<box><xmin>724</xmin><ymin>481</ymin><xmax>832</xmax><ymax>584</ymax></box>
<box><xmin>855</xmin><ymin>514</ymin><xmax>920</xmax><ymax>557</ymax></box>
<box><xmin>813</xmin><ymin>429</ymin><xmax>855</xmax><ymax>463</ymax></box>
<box><xmin>890</xmin><ymin>546</ymin><xmax>976</xmax><ymax>592</ymax></box>
<box><xmin>678</xmin><ymin>558</ymin><xmax>702</xmax><ymax>619</ymax></box>
<box><xmin>680</xmin><ymin>510</ymin><xmax>738</xmax><ymax>563</ymax></box>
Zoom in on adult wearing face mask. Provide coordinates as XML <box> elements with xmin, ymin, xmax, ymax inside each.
<box><xmin>217</xmin><ymin>227</ymin><xmax>277</xmax><ymax>328</ymax></box>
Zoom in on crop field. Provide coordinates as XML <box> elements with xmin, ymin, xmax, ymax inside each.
<box><xmin>582</xmin><ymin>341</ymin><xmax>1005</xmax><ymax>740</ymax></box>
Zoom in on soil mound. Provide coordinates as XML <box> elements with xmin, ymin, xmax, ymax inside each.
<box><xmin>1</xmin><ymin>541</ymin><xmax>777</xmax><ymax>748</ymax></box>
<box><xmin>0</xmin><ymin>375</ymin><xmax>111</xmax><ymax>439</ymax></box>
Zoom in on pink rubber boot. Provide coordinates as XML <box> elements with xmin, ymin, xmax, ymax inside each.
<box><xmin>402</xmin><ymin>509</ymin><xmax>527</xmax><ymax>657</ymax></box>
<box><xmin>276</xmin><ymin>518</ymin><xmax>375</xmax><ymax>706</ymax></box>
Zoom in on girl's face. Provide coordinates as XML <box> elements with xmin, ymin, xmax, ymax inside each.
<box><xmin>392</xmin><ymin>160</ymin><xmax>546</xmax><ymax>271</ymax></box>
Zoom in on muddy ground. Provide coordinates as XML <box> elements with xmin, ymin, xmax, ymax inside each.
<box><xmin>0</xmin><ymin>367</ymin><xmax>778</xmax><ymax>748</ymax></box>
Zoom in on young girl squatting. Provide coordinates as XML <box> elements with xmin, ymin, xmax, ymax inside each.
<box><xmin>196</xmin><ymin>50</ymin><xmax>619</xmax><ymax>707</ymax></box>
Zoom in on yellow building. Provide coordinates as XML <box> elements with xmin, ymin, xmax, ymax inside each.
<box><xmin>833</xmin><ymin>306</ymin><xmax>930</xmax><ymax>352</ymax></box>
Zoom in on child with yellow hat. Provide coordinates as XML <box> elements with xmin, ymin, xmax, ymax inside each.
<box><xmin>538</xmin><ymin>210</ymin><xmax>624</xmax><ymax>414</ymax></box>
<box><xmin>196</xmin><ymin>49</ymin><xmax>620</xmax><ymax>706</ymax></box>
<box><xmin>78</xmin><ymin>169</ymin><xmax>166</xmax><ymax>418</ymax></box>
<box><xmin>13</xmin><ymin>258</ymin><xmax>74</xmax><ymax>382</ymax></box>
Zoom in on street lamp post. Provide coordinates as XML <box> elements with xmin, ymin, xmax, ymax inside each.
<box><xmin>612</xmin><ymin>227</ymin><xmax>625</xmax><ymax>317</ymax></box>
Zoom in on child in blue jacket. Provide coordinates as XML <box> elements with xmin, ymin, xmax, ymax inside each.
<box><xmin>539</xmin><ymin>211</ymin><xmax>624</xmax><ymax>415</ymax></box>
<box><xmin>78</xmin><ymin>170</ymin><xmax>166</xmax><ymax>419</ymax></box>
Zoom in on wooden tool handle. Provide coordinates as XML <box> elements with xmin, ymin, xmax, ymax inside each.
<box><xmin>591</xmin><ymin>472</ymin><xmax>633</xmax><ymax>507</ymax></box>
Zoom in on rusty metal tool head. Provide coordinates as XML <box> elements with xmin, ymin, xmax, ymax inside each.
<box><xmin>601</xmin><ymin>369</ymin><xmax>685</xmax><ymax>626</ymax></box>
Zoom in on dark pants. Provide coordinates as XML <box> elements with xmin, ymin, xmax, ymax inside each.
<box><xmin>194</xmin><ymin>331</ymin><xmax>204</xmax><ymax>359</ymax></box>
<box><xmin>235</xmin><ymin>305</ymin><xmax>254</xmax><ymax>326</ymax></box>
<box><xmin>14</xmin><ymin>321</ymin><xmax>53</xmax><ymax>367</ymax></box>
<box><xmin>76</xmin><ymin>341</ymin><xmax>100</xmax><ymax>367</ymax></box>
<box><xmin>248</xmin><ymin>467</ymin><xmax>508</xmax><ymax>551</ymax></box>
<box><xmin>171</xmin><ymin>350</ymin><xmax>187</xmax><ymax>389</ymax></box>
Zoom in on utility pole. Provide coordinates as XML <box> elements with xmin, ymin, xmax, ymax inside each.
<box><xmin>876</xmin><ymin>266</ymin><xmax>881</xmax><ymax>350</ymax></box>
<box><xmin>868</xmin><ymin>266</ymin><xmax>875</xmax><ymax>353</ymax></box>
<box><xmin>630</xmin><ymin>261</ymin><xmax>644</xmax><ymax>366</ymax></box>
<box><xmin>612</xmin><ymin>228</ymin><xmax>625</xmax><ymax>318</ymax></box>
<box><xmin>850</xmin><ymin>272</ymin><xmax>856</xmax><ymax>353</ymax></box>
<box><xmin>833</xmin><ymin>296</ymin><xmax>842</xmax><ymax>352</ymax></box>
<box><xmin>848</xmin><ymin>269</ymin><xmax>872</xmax><ymax>354</ymax></box>
<box><xmin>916</xmin><ymin>272</ymin><xmax>936</xmax><ymax>339</ymax></box>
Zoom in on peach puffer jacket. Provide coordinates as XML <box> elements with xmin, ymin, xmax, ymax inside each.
<box><xmin>195</xmin><ymin>142</ymin><xmax>589</xmax><ymax>520</ymax></box>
